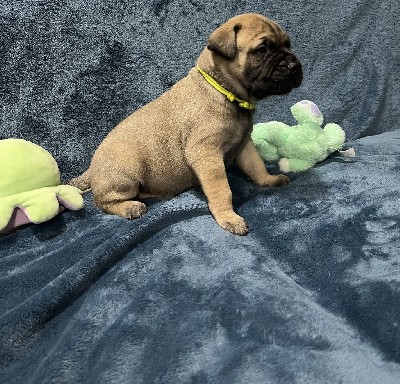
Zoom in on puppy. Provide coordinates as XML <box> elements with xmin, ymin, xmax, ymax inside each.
<box><xmin>70</xmin><ymin>13</ymin><xmax>303</xmax><ymax>235</ymax></box>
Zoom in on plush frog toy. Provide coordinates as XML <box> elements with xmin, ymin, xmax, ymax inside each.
<box><xmin>0</xmin><ymin>139</ymin><xmax>84</xmax><ymax>234</ymax></box>
<box><xmin>251</xmin><ymin>100</ymin><xmax>346</xmax><ymax>173</ymax></box>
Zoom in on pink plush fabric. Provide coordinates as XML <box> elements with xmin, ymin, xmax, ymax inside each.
<box><xmin>0</xmin><ymin>206</ymin><xmax>65</xmax><ymax>235</ymax></box>
<box><xmin>0</xmin><ymin>208</ymin><xmax>30</xmax><ymax>235</ymax></box>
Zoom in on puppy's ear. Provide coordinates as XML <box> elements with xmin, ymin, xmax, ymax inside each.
<box><xmin>207</xmin><ymin>23</ymin><xmax>242</xmax><ymax>60</ymax></box>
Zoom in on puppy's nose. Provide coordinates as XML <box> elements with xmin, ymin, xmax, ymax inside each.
<box><xmin>287</xmin><ymin>60</ymin><xmax>301</xmax><ymax>71</ymax></box>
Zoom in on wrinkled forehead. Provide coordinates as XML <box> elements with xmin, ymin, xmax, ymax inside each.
<box><xmin>237</xmin><ymin>16</ymin><xmax>289</xmax><ymax>47</ymax></box>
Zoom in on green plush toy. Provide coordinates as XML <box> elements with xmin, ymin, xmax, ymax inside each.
<box><xmin>252</xmin><ymin>100</ymin><xmax>346</xmax><ymax>173</ymax></box>
<box><xmin>0</xmin><ymin>139</ymin><xmax>84</xmax><ymax>234</ymax></box>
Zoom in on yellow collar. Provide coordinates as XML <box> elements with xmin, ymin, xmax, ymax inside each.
<box><xmin>196</xmin><ymin>65</ymin><xmax>256</xmax><ymax>110</ymax></box>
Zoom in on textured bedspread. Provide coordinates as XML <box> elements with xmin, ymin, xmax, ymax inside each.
<box><xmin>1</xmin><ymin>130</ymin><xmax>400</xmax><ymax>383</ymax></box>
<box><xmin>1</xmin><ymin>0</ymin><xmax>400</xmax><ymax>383</ymax></box>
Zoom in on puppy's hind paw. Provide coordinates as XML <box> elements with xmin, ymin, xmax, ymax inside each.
<box><xmin>123</xmin><ymin>202</ymin><xmax>148</xmax><ymax>219</ymax></box>
<box><xmin>103</xmin><ymin>201</ymin><xmax>148</xmax><ymax>219</ymax></box>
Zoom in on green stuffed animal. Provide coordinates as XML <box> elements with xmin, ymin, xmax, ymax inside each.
<box><xmin>252</xmin><ymin>100</ymin><xmax>346</xmax><ymax>173</ymax></box>
<box><xmin>0</xmin><ymin>139</ymin><xmax>84</xmax><ymax>234</ymax></box>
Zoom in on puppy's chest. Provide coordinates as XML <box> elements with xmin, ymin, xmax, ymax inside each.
<box><xmin>222</xmin><ymin>118</ymin><xmax>252</xmax><ymax>161</ymax></box>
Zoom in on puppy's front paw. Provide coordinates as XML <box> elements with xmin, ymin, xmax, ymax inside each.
<box><xmin>263</xmin><ymin>174</ymin><xmax>290</xmax><ymax>187</ymax></box>
<box><xmin>216</xmin><ymin>212</ymin><xmax>249</xmax><ymax>236</ymax></box>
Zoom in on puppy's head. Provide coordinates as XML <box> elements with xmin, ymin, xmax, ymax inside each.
<box><xmin>207</xmin><ymin>13</ymin><xmax>303</xmax><ymax>99</ymax></box>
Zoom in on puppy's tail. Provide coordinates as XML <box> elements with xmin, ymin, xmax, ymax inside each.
<box><xmin>69</xmin><ymin>169</ymin><xmax>91</xmax><ymax>193</ymax></box>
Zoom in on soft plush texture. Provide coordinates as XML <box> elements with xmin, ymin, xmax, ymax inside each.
<box><xmin>1</xmin><ymin>1</ymin><xmax>400</xmax><ymax>383</ymax></box>
<box><xmin>0</xmin><ymin>139</ymin><xmax>84</xmax><ymax>234</ymax></box>
<box><xmin>252</xmin><ymin>100</ymin><xmax>346</xmax><ymax>172</ymax></box>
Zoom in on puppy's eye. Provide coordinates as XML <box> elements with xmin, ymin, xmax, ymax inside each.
<box><xmin>254</xmin><ymin>40</ymin><xmax>278</xmax><ymax>54</ymax></box>
<box><xmin>254</xmin><ymin>45</ymin><xmax>269</xmax><ymax>54</ymax></box>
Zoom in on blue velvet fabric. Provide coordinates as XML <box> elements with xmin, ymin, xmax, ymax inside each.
<box><xmin>1</xmin><ymin>1</ymin><xmax>400</xmax><ymax>383</ymax></box>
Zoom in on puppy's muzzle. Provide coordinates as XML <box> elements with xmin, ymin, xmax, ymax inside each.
<box><xmin>271</xmin><ymin>54</ymin><xmax>303</xmax><ymax>91</ymax></box>
<box><xmin>287</xmin><ymin>59</ymin><xmax>303</xmax><ymax>88</ymax></box>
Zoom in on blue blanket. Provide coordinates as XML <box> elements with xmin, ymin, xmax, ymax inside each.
<box><xmin>1</xmin><ymin>1</ymin><xmax>400</xmax><ymax>383</ymax></box>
